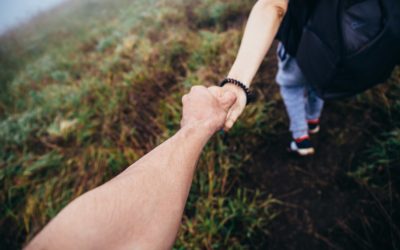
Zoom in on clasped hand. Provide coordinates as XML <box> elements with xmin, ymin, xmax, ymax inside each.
<box><xmin>180</xmin><ymin>85</ymin><xmax>239</xmax><ymax>135</ymax></box>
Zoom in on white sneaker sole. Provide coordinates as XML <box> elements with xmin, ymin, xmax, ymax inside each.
<box><xmin>289</xmin><ymin>141</ymin><xmax>315</xmax><ymax>156</ymax></box>
<box><xmin>296</xmin><ymin>148</ymin><xmax>315</xmax><ymax>156</ymax></box>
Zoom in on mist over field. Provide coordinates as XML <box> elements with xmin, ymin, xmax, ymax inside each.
<box><xmin>0</xmin><ymin>0</ymin><xmax>399</xmax><ymax>249</ymax></box>
<box><xmin>0</xmin><ymin>0</ymin><xmax>66</xmax><ymax>34</ymax></box>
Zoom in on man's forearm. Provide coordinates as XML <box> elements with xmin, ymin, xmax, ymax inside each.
<box><xmin>27</xmin><ymin>125</ymin><xmax>212</xmax><ymax>250</ymax></box>
<box><xmin>228</xmin><ymin>0</ymin><xmax>287</xmax><ymax>86</ymax></box>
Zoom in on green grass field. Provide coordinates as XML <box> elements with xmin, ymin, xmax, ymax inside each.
<box><xmin>1</xmin><ymin>0</ymin><xmax>399</xmax><ymax>249</ymax></box>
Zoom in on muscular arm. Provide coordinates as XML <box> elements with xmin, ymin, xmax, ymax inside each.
<box><xmin>26</xmin><ymin>86</ymin><xmax>236</xmax><ymax>250</ymax></box>
<box><xmin>222</xmin><ymin>0</ymin><xmax>288</xmax><ymax>130</ymax></box>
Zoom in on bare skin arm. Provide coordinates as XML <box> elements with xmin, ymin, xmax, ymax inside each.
<box><xmin>26</xmin><ymin>86</ymin><xmax>236</xmax><ymax>250</ymax></box>
<box><xmin>222</xmin><ymin>0</ymin><xmax>288</xmax><ymax>130</ymax></box>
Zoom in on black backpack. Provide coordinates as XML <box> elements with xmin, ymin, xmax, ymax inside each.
<box><xmin>276</xmin><ymin>0</ymin><xmax>400</xmax><ymax>100</ymax></box>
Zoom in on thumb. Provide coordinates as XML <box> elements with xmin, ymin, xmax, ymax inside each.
<box><xmin>218</xmin><ymin>91</ymin><xmax>236</xmax><ymax>112</ymax></box>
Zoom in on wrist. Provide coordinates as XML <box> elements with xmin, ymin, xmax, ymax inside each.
<box><xmin>219</xmin><ymin>78</ymin><xmax>254</xmax><ymax>105</ymax></box>
<box><xmin>226</xmin><ymin>72</ymin><xmax>252</xmax><ymax>88</ymax></box>
<box><xmin>179</xmin><ymin>122</ymin><xmax>216</xmax><ymax>141</ymax></box>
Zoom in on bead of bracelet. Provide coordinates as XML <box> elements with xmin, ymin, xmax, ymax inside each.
<box><xmin>219</xmin><ymin>78</ymin><xmax>253</xmax><ymax>105</ymax></box>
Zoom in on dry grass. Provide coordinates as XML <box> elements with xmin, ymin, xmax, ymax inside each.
<box><xmin>1</xmin><ymin>0</ymin><xmax>399</xmax><ymax>249</ymax></box>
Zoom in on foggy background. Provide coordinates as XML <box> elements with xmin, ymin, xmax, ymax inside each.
<box><xmin>0</xmin><ymin>0</ymin><xmax>66</xmax><ymax>34</ymax></box>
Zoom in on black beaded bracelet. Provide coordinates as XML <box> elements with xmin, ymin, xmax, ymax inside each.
<box><xmin>219</xmin><ymin>78</ymin><xmax>253</xmax><ymax>105</ymax></box>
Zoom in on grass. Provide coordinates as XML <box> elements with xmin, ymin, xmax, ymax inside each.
<box><xmin>1</xmin><ymin>0</ymin><xmax>400</xmax><ymax>249</ymax></box>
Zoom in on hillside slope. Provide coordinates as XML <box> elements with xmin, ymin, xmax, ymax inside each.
<box><xmin>0</xmin><ymin>0</ymin><xmax>399</xmax><ymax>249</ymax></box>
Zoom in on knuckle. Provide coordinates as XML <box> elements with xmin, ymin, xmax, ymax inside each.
<box><xmin>191</xmin><ymin>85</ymin><xmax>202</xmax><ymax>90</ymax></box>
<box><xmin>182</xmin><ymin>94</ymin><xmax>188</xmax><ymax>103</ymax></box>
<box><xmin>192</xmin><ymin>85</ymin><xmax>206</xmax><ymax>92</ymax></box>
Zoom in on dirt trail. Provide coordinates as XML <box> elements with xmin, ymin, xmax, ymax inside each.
<box><xmin>242</xmin><ymin>46</ymin><xmax>400</xmax><ymax>249</ymax></box>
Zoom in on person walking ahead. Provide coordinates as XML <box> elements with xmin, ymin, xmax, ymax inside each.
<box><xmin>219</xmin><ymin>0</ymin><xmax>400</xmax><ymax>156</ymax></box>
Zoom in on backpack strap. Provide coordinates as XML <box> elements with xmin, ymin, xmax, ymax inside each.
<box><xmin>276</xmin><ymin>0</ymin><xmax>316</xmax><ymax>56</ymax></box>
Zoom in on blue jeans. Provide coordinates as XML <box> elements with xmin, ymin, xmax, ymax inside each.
<box><xmin>275</xmin><ymin>44</ymin><xmax>324</xmax><ymax>139</ymax></box>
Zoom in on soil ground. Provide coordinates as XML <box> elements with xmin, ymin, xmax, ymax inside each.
<box><xmin>241</xmin><ymin>46</ymin><xmax>400</xmax><ymax>250</ymax></box>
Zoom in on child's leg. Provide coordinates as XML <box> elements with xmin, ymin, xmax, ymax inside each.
<box><xmin>279</xmin><ymin>85</ymin><xmax>308</xmax><ymax>139</ymax></box>
<box><xmin>276</xmin><ymin>43</ymin><xmax>309</xmax><ymax>139</ymax></box>
<box><xmin>305</xmin><ymin>86</ymin><xmax>324</xmax><ymax>121</ymax></box>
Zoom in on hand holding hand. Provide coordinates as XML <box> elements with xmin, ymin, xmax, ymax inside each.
<box><xmin>219</xmin><ymin>84</ymin><xmax>247</xmax><ymax>131</ymax></box>
<box><xmin>181</xmin><ymin>86</ymin><xmax>236</xmax><ymax>135</ymax></box>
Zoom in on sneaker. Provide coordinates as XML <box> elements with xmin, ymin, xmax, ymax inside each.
<box><xmin>308</xmin><ymin>119</ymin><xmax>320</xmax><ymax>134</ymax></box>
<box><xmin>289</xmin><ymin>135</ymin><xmax>315</xmax><ymax>156</ymax></box>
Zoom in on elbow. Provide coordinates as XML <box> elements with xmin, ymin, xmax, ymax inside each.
<box><xmin>253</xmin><ymin>0</ymin><xmax>288</xmax><ymax>19</ymax></box>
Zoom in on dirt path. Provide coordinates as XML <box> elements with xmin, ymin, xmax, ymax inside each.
<box><xmin>242</xmin><ymin>46</ymin><xmax>400</xmax><ymax>249</ymax></box>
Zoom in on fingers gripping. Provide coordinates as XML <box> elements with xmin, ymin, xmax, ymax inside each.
<box><xmin>224</xmin><ymin>102</ymin><xmax>244</xmax><ymax>131</ymax></box>
<box><xmin>207</xmin><ymin>86</ymin><xmax>236</xmax><ymax>112</ymax></box>
<box><xmin>207</xmin><ymin>86</ymin><xmax>223</xmax><ymax>98</ymax></box>
<box><xmin>207</xmin><ymin>86</ymin><xmax>241</xmax><ymax>131</ymax></box>
<box><xmin>219</xmin><ymin>91</ymin><xmax>236</xmax><ymax>112</ymax></box>
<box><xmin>182</xmin><ymin>85</ymin><xmax>241</xmax><ymax>131</ymax></box>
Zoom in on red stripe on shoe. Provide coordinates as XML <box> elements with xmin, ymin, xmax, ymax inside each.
<box><xmin>295</xmin><ymin>135</ymin><xmax>310</xmax><ymax>143</ymax></box>
<box><xmin>307</xmin><ymin>119</ymin><xmax>320</xmax><ymax>125</ymax></box>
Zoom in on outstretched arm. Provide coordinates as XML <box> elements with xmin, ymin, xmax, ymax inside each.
<box><xmin>222</xmin><ymin>0</ymin><xmax>288</xmax><ymax>130</ymax></box>
<box><xmin>26</xmin><ymin>86</ymin><xmax>236</xmax><ymax>250</ymax></box>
